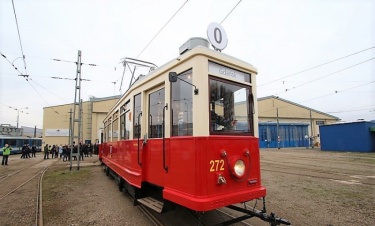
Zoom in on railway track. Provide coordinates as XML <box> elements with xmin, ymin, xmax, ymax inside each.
<box><xmin>113</xmin><ymin>172</ymin><xmax>257</xmax><ymax>226</ymax></box>
<box><xmin>261</xmin><ymin>151</ymin><xmax>375</xmax><ymax>168</ymax></box>
<box><xmin>261</xmin><ymin>161</ymin><xmax>375</xmax><ymax>186</ymax></box>
<box><xmin>0</xmin><ymin>157</ymin><xmax>58</xmax><ymax>226</ymax></box>
<box><xmin>142</xmin><ymin>204</ymin><xmax>256</xmax><ymax>226</ymax></box>
<box><xmin>0</xmin><ymin>159</ymin><xmax>45</xmax><ymax>183</ymax></box>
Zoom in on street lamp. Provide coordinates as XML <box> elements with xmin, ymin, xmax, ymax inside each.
<box><xmin>9</xmin><ymin>106</ymin><xmax>28</xmax><ymax>128</ymax></box>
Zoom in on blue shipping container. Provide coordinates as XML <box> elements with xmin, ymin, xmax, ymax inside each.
<box><xmin>320</xmin><ymin>121</ymin><xmax>375</xmax><ymax>152</ymax></box>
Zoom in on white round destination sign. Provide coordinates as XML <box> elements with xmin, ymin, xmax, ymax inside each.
<box><xmin>207</xmin><ymin>22</ymin><xmax>228</xmax><ymax>51</ymax></box>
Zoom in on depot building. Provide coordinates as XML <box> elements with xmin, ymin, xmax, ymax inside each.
<box><xmin>42</xmin><ymin>95</ymin><xmax>339</xmax><ymax>148</ymax></box>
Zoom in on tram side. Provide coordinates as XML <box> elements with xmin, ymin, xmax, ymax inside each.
<box><xmin>0</xmin><ymin>135</ymin><xmax>42</xmax><ymax>155</ymax></box>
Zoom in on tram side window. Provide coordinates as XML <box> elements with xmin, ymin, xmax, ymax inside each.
<box><xmin>104</xmin><ymin>121</ymin><xmax>108</xmax><ymax>142</ymax></box>
<box><xmin>106</xmin><ymin>118</ymin><xmax>112</xmax><ymax>141</ymax></box>
<box><xmin>113</xmin><ymin>111</ymin><xmax>119</xmax><ymax>142</ymax></box>
<box><xmin>149</xmin><ymin>88</ymin><xmax>165</xmax><ymax>138</ymax></box>
<box><xmin>120</xmin><ymin>102</ymin><xmax>131</xmax><ymax>140</ymax></box>
<box><xmin>125</xmin><ymin>110</ymin><xmax>131</xmax><ymax>139</ymax></box>
<box><xmin>133</xmin><ymin>94</ymin><xmax>142</xmax><ymax>139</ymax></box>
<box><xmin>5</xmin><ymin>139</ymin><xmax>16</xmax><ymax>147</ymax></box>
<box><xmin>171</xmin><ymin>69</ymin><xmax>193</xmax><ymax>136</ymax></box>
<box><xmin>209</xmin><ymin>78</ymin><xmax>253</xmax><ymax>135</ymax></box>
<box><xmin>120</xmin><ymin>112</ymin><xmax>126</xmax><ymax>140</ymax></box>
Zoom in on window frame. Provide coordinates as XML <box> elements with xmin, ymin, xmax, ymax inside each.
<box><xmin>209</xmin><ymin>76</ymin><xmax>254</xmax><ymax>136</ymax></box>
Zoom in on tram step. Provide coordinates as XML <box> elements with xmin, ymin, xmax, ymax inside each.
<box><xmin>137</xmin><ymin>197</ymin><xmax>164</xmax><ymax>213</ymax></box>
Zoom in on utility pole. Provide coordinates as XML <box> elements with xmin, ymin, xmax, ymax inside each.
<box><xmin>277</xmin><ymin>108</ymin><xmax>280</xmax><ymax>149</ymax></box>
<box><xmin>310</xmin><ymin>110</ymin><xmax>314</xmax><ymax>149</ymax></box>
<box><xmin>70</xmin><ymin>50</ymin><xmax>83</xmax><ymax>171</ymax></box>
<box><xmin>69</xmin><ymin>108</ymin><xmax>72</xmax><ymax>146</ymax></box>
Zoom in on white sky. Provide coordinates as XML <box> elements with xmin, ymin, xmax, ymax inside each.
<box><xmin>0</xmin><ymin>0</ymin><xmax>374</xmax><ymax>129</ymax></box>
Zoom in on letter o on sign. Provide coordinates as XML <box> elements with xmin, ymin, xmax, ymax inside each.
<box><xmin>207</xmin><ymin>22</ymin><xmax>228</xmax><ymax>51</ymax></box>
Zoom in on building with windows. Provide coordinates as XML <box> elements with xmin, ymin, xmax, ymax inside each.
<box><xmin>0</xmin><ymin>124</ymin><xmax>42</xmax><ymax>137</ymax></box>
<box><xmin>257</xmin><ymin>96</ymin><xmax>339</xmax><ymax>148</ymax></box>
<box><xmin>43</xmin><ymin>96</ymin><xmax>120</xmax><ymax>146</ymax></box>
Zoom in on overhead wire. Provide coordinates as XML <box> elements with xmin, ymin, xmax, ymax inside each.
<box><xmin>136</xmin><ymin>0</ymin><xmax>189</xmax><ymax>59</ymax></box>
<box><xmin>257</xmin><ymin>48</ymin><xmax>375</xmax><ymax>119</ymax></box>
<box><xmin>11</xmin><ymin>0</ymin><xmax>27</xmax><ymax>75</ymax></box>
<box><xmin>275</xmin><ymin>57</ymin><xmax>375</xmax><ymax>96</ymax></box>
<box><xmin>25</xmin><ymin>80</ymin><xmax>62</xmax><ymax>114</ymax></box>
<box><xmin>1</xmin><ymin>50</ymin><xmax>115</xmax><ymax>112</ymax></box>
<box><xmin>221</xmin><ymin>0</ymin><xmax>242</xmax><ymax>24</ymax></box>
<box><xmin>52</xmin><ymin>58</ymin><xmax>101</xmax><ymax>67</ymax></box>
<box><xmin>258</xmin><ymin>80</ymin><xmax>375</xmax><ymax>115</ymax></box>
<box><xmin>298</xmin><ymin>80</ymin><xmax>375</xmax><ymax>104</ymax></box>
<box><xmin>0</xmin><ymin>52</ymin><xmax>23</xmax><ymax>74</ymax></box>
<box><xmin>258</xmin><ymin>46</ymin><xmax>375</xmax><ymax>87</ymax></box>
<box><xmin>114</xmin><ymin>0</ymin><xmax>189</xmax><ymax>93</ymax></box>
<box><xmin>326</xmin><ymin>107</ymin><xmax>375</xmax><ymax>114</ymax></box>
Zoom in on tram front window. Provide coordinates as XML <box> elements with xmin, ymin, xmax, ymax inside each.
<box><xmin>210</xmin><ymin>78</ymin><xmax>253</xmax><ymax>135</ymax></box>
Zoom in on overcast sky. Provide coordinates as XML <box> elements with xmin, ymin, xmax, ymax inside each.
<box><xmin>0</xmin><ymin>0</ymin><xmax>374</xmax><ymax>129</ymax></box>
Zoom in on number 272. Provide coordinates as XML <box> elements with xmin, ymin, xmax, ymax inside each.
<box><xmin>209</xmin><ymin>160</ymin><xmax>225</xmax><ymax>172</ymax></box>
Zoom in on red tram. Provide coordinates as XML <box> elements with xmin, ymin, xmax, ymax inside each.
<box><xmin>99</xmin><ymin>37</ymin><xmax>289</xmax><ymax>225</ymax></box>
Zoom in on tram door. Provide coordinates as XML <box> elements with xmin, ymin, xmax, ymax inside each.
<box><xmin>144</xmin><ymin>86</ymin><xmax>166</xmax><ymax>184</ymax></box>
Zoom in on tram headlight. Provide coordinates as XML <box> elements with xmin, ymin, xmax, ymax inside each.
<box><xmin>232</xmin><ymin>159</ymin><xmax>246</xmax><ymax>178</ymax></box>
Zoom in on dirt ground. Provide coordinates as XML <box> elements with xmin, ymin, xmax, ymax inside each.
<box><xmin>42</xmin><ymin>156</ymin><xmax>153</xmax><ymax>226</ymax></box>
<box><xmin>2</xmin><ymin>148</ymin><xmax>373</xmax><ymax>226</ymax></box>
<box><xmin>258</xmin><ymin>148</ymin><xmax>375</xmax><ymax>226</ymax></box>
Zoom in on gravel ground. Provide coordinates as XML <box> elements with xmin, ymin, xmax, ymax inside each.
<box><xmin>1</xmin><ymin>149</ymin><xmax>374</xmax><ymax>226</ymax></box>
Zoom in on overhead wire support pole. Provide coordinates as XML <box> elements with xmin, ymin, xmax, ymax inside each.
<box><xmin>70</xmin><ymin>50</ymin><xmax>83</xmax><ymax>171</ymax></box>
<box><xmin>310</xmin><ymin>110</ymin><xmax>314</xmax><ymax>149</ymax></box>
<box><xmin>277</xmin><ymin>108</ymin><xmax>280</xmax><ymax>149</ymax></box>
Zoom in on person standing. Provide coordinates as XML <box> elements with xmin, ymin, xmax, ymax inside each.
<box><xmin>21</xmin><ymin>144</ymin><xmax>27</xmax><ymax>159</ymax></box>
<box><xmin>62</xmin><ymin>145</ymin><xmax>68</xmax><ymax>161</ymax></box>
<box><xmin>48</xmin><ymin>145</ymin><xmax>52</xmax><ymax>158</ymax></box>
<box><xmin>83</xmin><ymin>143</ymin><xmax>88</xmax><ymax>157</ymax></box>
<box><xmin>2</xmin><ymin>144</ymin><xmax>12</xmax><ymax>165</ymax></box>
<box><xmin>26</xmin><ymin>144</ymin><xmax>31</xmax><ymax>158</ymax></box>
<box><xmin>94</xmin><ymin>140</ymin><xmax>99</xmax><ymax>155</ymax></box>
<box><xmin>54</xmin><ymin>145</ymin><xmax>58</xmax><ymax>158</ymax></box>
<box><xmin>58</xmin><ymin>145</ymin><xmax>63</xmax><ymax>159</ymax></box>
<box><xmin>31</xmin><ymin>144</ymin><xmax>37</xmax><ymax>157</ymax></box>
<box><xmin>79</xmin><ymin>143</ymin><xmax>84</xmax><ymax>161</ymax></box>
<box><xmin>88</xmin><ymin>143</ymin><xmax>93</xmax><ymax>157</ymax></box>
<box><xmin>51</xmin><ymin>145</ymin><xmax>56</xmax><ymax>159</ymax></box>
<box><xmin>44</xmin><ymin>144</ymin><xmax>49</xmax><ymax>159</ymax></box>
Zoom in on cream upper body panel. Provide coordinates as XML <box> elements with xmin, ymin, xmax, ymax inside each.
<box><xmin>103</xmin><ymin>46</ymin><xmax>258</xmax><ymax>139</ymax></box>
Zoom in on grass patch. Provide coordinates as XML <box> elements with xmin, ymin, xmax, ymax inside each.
<box><xmin>44</xmin><ymin>167</ymin><xmax>91</xmax><ymax>182</ymax></box>
<box><xmin>42</xmin><ymin>166</ymin><xmax>95</xmax><ymax>222</ymax></box>
<box><xmin>42</xmin><ymin>167</ymin><xmax>92</xmax><ymax>201</ymax></box>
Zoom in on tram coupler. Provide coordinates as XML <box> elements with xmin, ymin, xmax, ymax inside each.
<box><xmin>224</xmin><ymin>198</ymin><xmax>291</xmax><ymax>226</ymax></box>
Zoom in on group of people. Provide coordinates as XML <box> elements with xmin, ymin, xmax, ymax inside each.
<box><xmin>20</xmin><ymin>144</ymin><xmax>37</xmax><ymax>159</ymax></box>
<box><xmin>43</xmin><ymin>142</ymin><xmax>97</xmax><ymax>161</ymax></box>
<box><xmin>2</xmin><ymin>143</ymin><xmax>37</xmax><ymax>166</ymax></box>
<box><xmin>1</xmin><ymin>141</ymin><xmax>99</xmax><ymax>166</ymax></box>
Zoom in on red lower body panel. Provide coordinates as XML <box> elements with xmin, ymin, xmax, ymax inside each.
<box><xmin>164</xmin><ymin>186</ymin><xmax>266</xmax><ymax>211</ymax></box>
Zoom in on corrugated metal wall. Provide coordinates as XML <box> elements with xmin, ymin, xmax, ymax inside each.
<box><xmin>259</xmin><ymin>123</ymin><xmax>309</xmax><ymax>148</ymax></box>
<box><xmin>320</xmin><ymin>122</ymin><xmax>375</xmax><ymax>152</ymax></box>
